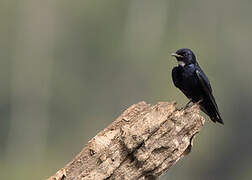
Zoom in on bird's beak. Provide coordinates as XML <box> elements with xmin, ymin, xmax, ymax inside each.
<box><xmin>171</xmin><ymin>53</ymin><xmax>183</xmax><ymax>58</ymax></box>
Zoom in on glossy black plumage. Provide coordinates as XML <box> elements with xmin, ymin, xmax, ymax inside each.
<box><xmin>171</xmin><ymin>48</ymin><xmax>223</xmax><ymax>124</ymax></box>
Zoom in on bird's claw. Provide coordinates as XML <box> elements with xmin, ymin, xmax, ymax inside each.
<box><xmin>178</xmin><ymin>100</ymin><xmax>193</xmax><ymax>111</ymax></box>
<box><xmin>179</xmin><ymin>99</ymin><xmax>202</xmax><ymax>111</ymax></box>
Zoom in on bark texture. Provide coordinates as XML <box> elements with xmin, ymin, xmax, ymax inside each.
<box><xmin>48</xmin><ymin>101</ymin><xmax>205</xmax><ymax>180</ymax></box>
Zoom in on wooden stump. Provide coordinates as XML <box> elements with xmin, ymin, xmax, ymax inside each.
<box><xmin>48</xmin><ymin>101</ymin><xmax>205</xmax><ymax>180</ymax></box>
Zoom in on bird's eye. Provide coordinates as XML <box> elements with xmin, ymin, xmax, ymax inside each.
<box><xmin>183</xmin><ymin>53</ymin><xmax>187</xmax><ymax>57</ymax></box>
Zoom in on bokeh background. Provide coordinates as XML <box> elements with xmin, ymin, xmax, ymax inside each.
<box><xmin>2</xmin><ymin>0</ymin><xmax>252</xmax><ymax>179</ymax></box>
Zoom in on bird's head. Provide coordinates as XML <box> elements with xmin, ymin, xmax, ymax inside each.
<box><xmin>171</xmin><ymin>48</ymin><xmax>197</xmax><ymax>67</ymax></box>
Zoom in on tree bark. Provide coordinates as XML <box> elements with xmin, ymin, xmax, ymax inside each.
<box><xmin>48</xmin><ymin>101</ymin><xmax>205</xmax><ymax>180</ymax></box>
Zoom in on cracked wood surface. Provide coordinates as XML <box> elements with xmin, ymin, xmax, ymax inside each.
<box><xmin>47</xmin><ymin>101</ymin><xmax>205</xmax><ymax>180</ymax></box>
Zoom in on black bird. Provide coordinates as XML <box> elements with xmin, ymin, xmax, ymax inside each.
<box><xmin>171</xmin><ymin>48</ymin><xmax>223</xmax><ymax>124</ymax></box>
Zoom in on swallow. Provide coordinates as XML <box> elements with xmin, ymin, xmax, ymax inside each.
<box><xmin>171</xmin><ymin>48</ymin><xmax>223</xmax><ymax>124</ymax></box>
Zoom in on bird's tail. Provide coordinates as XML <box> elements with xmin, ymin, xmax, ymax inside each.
<box><xmin>200</xmin><ymin>100</ymin><xmax>224</xmax><ymax>125</ymax></box>
<box><xmin>210</xmin><ymin>112</ymin><xmax>224</xmax><ymax>124</ymax></box>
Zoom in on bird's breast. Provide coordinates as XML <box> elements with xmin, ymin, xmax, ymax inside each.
<box><xmin>172</xmin><ymin>65</ymin><xmax>201</xmax><ymax>100</ymax></box>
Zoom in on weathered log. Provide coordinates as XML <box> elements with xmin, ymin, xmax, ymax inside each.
<box><xmin>48</xmin><ymin>101</ymin><xmax>205</xmax><ymax>180</ymax></box>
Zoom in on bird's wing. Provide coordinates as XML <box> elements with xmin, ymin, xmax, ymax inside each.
<box><xmin>195</xmin><ymin>69</ymin><xmax>223</xmax><ymax>124</ymax></box>
<box><xmin>195</xmin><ymin>69</ymin><xmax>212</xmax><ymax>93</ymax></box>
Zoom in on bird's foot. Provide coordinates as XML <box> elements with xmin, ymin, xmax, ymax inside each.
<box><xmin>179</xmin><ymin>100</ymin><xmax>193</xmax><ymax>111</ymax></box>
<box><xmin>195</xmin><ymin>99</ymin><xmax>203</xmax><ymax>105</ymax></box>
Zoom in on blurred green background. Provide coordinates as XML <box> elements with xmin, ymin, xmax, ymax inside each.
<box><xmin>2</xmin><ymin>0</ymin><xmax>252</xmax><ymax>179</ymax></box>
